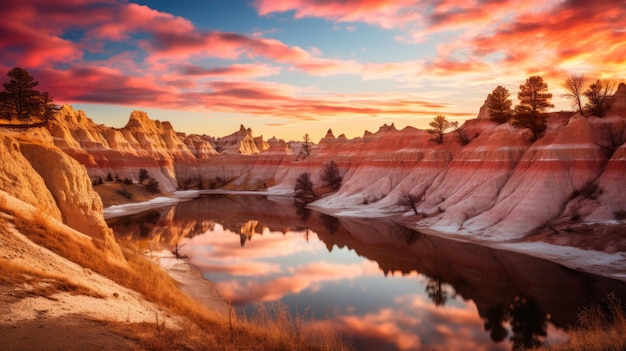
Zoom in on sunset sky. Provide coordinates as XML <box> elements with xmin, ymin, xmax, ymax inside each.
<box><xmin>2</xmin><ymin>0</ymin><xmax>625</xmax><ymax>141</ymax></box>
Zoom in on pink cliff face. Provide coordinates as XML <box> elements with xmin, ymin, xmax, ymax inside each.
<box><xmin>41</xmin><ymin>105</ymin><xmax>626</xmax><ymax>239</ymax></box>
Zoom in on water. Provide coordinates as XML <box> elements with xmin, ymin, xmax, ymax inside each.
<box><xmin>108</xmin><ymin>194</ymin><xmax>626</xmax><ymax>351</ymax></box>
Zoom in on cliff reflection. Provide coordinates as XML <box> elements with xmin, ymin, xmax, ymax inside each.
<box><xmin>108</xmin><ymin>194</ymin><xmax>626</xmax><ymax>351</ymax></box>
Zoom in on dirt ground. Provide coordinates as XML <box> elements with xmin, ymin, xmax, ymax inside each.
<box><xmin>0</xmin><ymin>313</ymin><xmax>138</xmax><ymax>351</ymax></box>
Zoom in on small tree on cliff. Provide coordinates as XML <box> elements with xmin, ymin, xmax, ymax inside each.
<box><xmin>294</xmin><ymin>172</ymin><xmax>315</xmax><ymax>197</ymax></box>
<box><xmin>321</xmin><ymin>161</ymin><xmax>342</xmax><ymax>190</ymax></box>
<box><xmin>513</xmin><ymin>76</ymin><xmax>554</xmax><ymax>141</ymax></box>
<box><xmin>584</xmin><ymin>79</ymin><xmax>616</xmax><ymax>117</ymax></box>
<box><xmin>563</xmin><ymin>73</ymin><xmax>586</xmax><ymax>115</ymax></box>
<box><xmin>138</xmin><ymin>168</ymin><xmax>149</xmax><ymax>184</ymax></box>
<box><xmin>0</xmin><ymin>67</ymin><xmax>56</xmax><ymax>122</ymax></box>
<box><xmin>145</xmin><ymin>177</ymin><xmax>161</xmax><ymax>194</ymax></box>
<box><xmin>486</xmin><ymin>86</ymin><xmax>513</xmax><ymax>124</ymax></box>
<box><xmin>301</xmin><ymin>133</ymin><xmax>311</xmax><ymax>158</ymax></box>
<box><xmin>427</xmin><ymin>115</ymin><xmax>454</xmax><ymax>144</ymax></box>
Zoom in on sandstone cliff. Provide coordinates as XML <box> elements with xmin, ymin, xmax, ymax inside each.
<box><xmin>0</xmin><ymin>130</ymin><xmax>125</xmax><ymax>263</ymax></box>
<box><xmin>8</xmin><ymin>102</ymin><xmax>623</xmax><ymax>246</ymax></box>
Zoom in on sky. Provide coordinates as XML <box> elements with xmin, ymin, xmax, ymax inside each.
<box><xmin>1</xmin><ymin>0</ymin><xmax>625</xmax><ymax>141</ymax></box>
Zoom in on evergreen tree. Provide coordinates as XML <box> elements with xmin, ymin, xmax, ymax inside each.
<box><xmin>486</xmin><ymin>86</ymin><xmax>513</xmax><ymax>124</ymax></box>
<box><xmin>513</xmin><ymin>76</ymin><xmax>554</xmax><ymax>141</ymax></box>
<box><xmin>0</xmin><ymin>67</ymin><xmax>42</xmax><ymax>121</ymax></box>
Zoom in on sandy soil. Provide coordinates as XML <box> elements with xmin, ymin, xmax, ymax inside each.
<box><xmin>0</xmin><ymin>211</ymin><xmax>226</xmax><ymax>350</ymax></box>
<box><xmin>148</xmin><ymin>250</ymin><xmax>230</xmax><ymax>316</ymax></box>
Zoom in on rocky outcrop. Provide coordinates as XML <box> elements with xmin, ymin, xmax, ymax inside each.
<box><xmin>6</xmin><ymin>101</ymin><xmax>623</xmax><ymax>244</ymax></box>
<box><xmin>0</xmin><ymin>134</ymin><xmax>62</xmax><ymax>220</ymax></box>
<box><xmin>213</xmin><ymin>125</ymin><xmax>267</xmax><ymax>154</ymax></box>
<box><xmin>0</xmin><ymin>130</ymin><xmax>125</xmax><ymax>263</ymax></box>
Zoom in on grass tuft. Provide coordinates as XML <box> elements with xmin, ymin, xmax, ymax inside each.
<box><xmin>533</xmin><ymin>293</ymin><xmax>626</xmax><ymax>351</ymax></box>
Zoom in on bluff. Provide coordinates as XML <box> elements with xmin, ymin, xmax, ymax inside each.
<box><xmin>24</xmin><ymin>104</ymin><xmax>626</xmax><ymax>248</ymax></box>
<box><xmin>0</xmin><ymin>130</ymin><xmax>125</xmax><ymax>263</ymax></box>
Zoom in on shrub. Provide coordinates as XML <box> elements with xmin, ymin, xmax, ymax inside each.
<box><xmin>294</xmin><ymin>172</ymin><xmax>315</xmax><ymax>197</ymax></box>
<box><xmin>117</xmin><ymin>189</ymin><xmax>132</xmax><ymax>199</ymax></box>
<box><xmin>139</xmin><ymin>168</ymin><xmax>149</xmax><ymax>184</ymax></box>
<box><xmin>614</xmin><ymin>210</ymin><xmax>626</xmax><ymax>220</ymax></box>
<box><xmin>123</xmin><ymin>178</ymin><xmax>133</xmax><ymax>185</ymax></box>
<box><xmin>321</xmin><ymin>161</ymin><xmax>342</xmax><ymax>190</ymax></box>
<box><xmin>106</xmin><ymin>173</ymin><xmax>113</xmax><ymax>182</ymax></box>
<box><xmin>146</xmin><ymin>178</ymin><xmax>160</xmax><ymax>194</ymax></box>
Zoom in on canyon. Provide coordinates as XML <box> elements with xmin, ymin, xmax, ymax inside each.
<box><xmin>0</xmin><ymin>83</ymin><xmax>624</xmax><ymax>349</ymax></box>
<box><xmin>0</xmin><ymin>84</ymin><xmax>625</xmax><ymax>278</ymax></box>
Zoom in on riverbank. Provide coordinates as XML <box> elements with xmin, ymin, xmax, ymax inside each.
<box><xmin>104</xmin><ymin>190</ymin><xmax>626</xmax><ymax>284</ymax></box>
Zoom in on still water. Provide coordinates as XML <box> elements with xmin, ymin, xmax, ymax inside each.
<box><xmin>108</xmin><ymin>194</ymin><xmax>626</xmax><ymax>351</ymax></box>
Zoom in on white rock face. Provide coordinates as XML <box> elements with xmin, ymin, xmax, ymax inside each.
<box><xmin>0</xmin><ymin>134</ymin><xmax>62</xmax><ymax>220</ymax></box>
<box><xmin>7</xmin><ymin>102</ymin><xmax>623</xmax><ymax>244</ymax></box>
<box><xmin>19</xmin><ymin>141</ymin><xmax>125</xmax><ymax>262</ymax></box>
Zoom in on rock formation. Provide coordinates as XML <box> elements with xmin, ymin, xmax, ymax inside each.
<box><xmin>3</xmin><ymin>100</ymin><xmax>624</xmax><ymax>250</ymax></box>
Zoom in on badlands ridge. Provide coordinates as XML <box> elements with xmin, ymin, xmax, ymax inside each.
<box><xmin>1</xmin><ymin>84</ymin><xmax>625</xmax><ymax>272</ymax></box>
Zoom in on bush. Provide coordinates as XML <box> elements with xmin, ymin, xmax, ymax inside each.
<box><xmin>294</xmin><ymin>172</ymin><xmax>315</xmax><ymax>197</ymax></box>
<box><xmin>614</xmin><ymin>210</ymin><xmax>626</xmax><ymax>220</ymax></box>
<box><xmin>117</xmin><ymin>189</ymin><xmax>132</xmax><ymax>199</ymax></box>
<box><xmin>139</xmin><ymin>168</ymin><xmax>149</xmax><ymax>184</ymax></box>
<box><xmin>321</xmin><ymin>161</ymin><xmax>342</xmax><ymax>190</ymax></box>
<box><xmin>106</xmin><ymin>173</ymin><xmax>113</xmax><ymax>182</ymax></box>
<box><xmin>146</xmin><ymin>177</ymin><xmax>160</xmax><ymax>194</ymax></box>
<box><xmin>123</xmin><ymin>178</ymin><xmax>133</xmax><ymax>185</ymax></box>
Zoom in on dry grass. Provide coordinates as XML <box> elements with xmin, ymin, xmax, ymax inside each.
<box><xmin>6</xmin><ymin>206</ymin><xmax>352</xmax><ymax>350</ymax></box>
<box><xmin>533</xmin><ymin>293</ymin><xmax>626</xmax><ymax>351</ymax></box>
<box><xmin>0</xmin><ymin>258</ymin><xmax>104</xmax><ymax>300</ymax></box>
<box><xmin>93</xmin><ymin>182</ymin><xmax>165</xmax><ymax>208</ymax></box>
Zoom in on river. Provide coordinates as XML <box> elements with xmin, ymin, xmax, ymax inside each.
<box><xmin>107</xmin><ymin>194</ymin><xmax>626</xmax><ymax>351</ymax></box>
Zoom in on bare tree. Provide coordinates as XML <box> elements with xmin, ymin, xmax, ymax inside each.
<box><xmin>398</xmin><ymin>191</ymin><xmax>419</xmax><ymax>215</ymax></box>
<box><xmin>427</xmin><ymin>115</ymin><xmax>453</xmax><ymax>144</ymax></box>
<box><xmin>486</xmin><ymin>85</ymin><xmax>513</xmax><ymax>124</ymax></box>
<box><xmin>563</xmin><ymin>73</ymin><xmax>586</xmax><ymax>114</ymax></box>
<box><xmin>584</xmin><ymin>79</ymin><xmax>616</xmax><ymax>117</ymax></box>
<box><xmin>449</xmin><ymin>120</ymin><xmax>470</xmax><ymax>145</ymax></box>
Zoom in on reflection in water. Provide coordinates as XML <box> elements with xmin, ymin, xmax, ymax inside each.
<box><xmin>108</xmin><ymin>194</ymin><xmax>626</xmax><ymax>351</ymax></box>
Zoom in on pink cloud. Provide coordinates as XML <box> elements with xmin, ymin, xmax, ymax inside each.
<box><xmin>254</xmin><ymin>0</ymin><xmax>423</xmax><ymax>30</ymax></box>
<box><xmin>178</xmin><ymin>63</ymin><xmax>280</xmax><ymax>78</ymax></box>
<box><xmin>217</xmin><ymin>260</ymin><xmax>380</xmax><ymax>304</ymax></box>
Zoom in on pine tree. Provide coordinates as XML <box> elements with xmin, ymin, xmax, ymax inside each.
<box><xmin>486</xmin><ymin>86</ymin><xmax>513</xmax><ymax>124</ymax></box>
<box><xmin>0</xmin><ymin>67</ymin><xmax>42</xmax><ymax>121</ymax></box>
<box><xmin>513</xmin><ymin>76</ymin><xmax>554</xmax><ymax>141</ymax></box>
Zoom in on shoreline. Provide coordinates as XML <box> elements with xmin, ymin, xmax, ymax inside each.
<box><xmin>146</xmin><ymin>250</ymin><xmax>230</xmax><ymax>316</ymax></box>
<box><xmin>104</xmin><ymin>191</ymin><xmax>626</xmax><ymax>283</ymax></box>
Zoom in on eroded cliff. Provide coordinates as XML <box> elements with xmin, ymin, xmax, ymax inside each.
<box><xmin>20</xmin><ymin>103</ymin><xmax>625</xmax><ymax>245</ymax></box>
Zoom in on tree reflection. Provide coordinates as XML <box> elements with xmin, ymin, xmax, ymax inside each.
<box><xmin>425</xmin><ymin>276</ymin><xmax>449</xmax><ymax>307</ymax></box>
<box><xmin>320</xmin><ymin>214</ymin><xmax>339</xmax><ymax>234</ymax></box>
<box><xmin>294</xmin><ymin>200</ymin><xmax>311</xmax><ymax>222</ymax></box>
<box><xmin>484</xmin><ymin>305</ymin><xmax>509</xmax><ymax>342</ymax></box>
<box><xmin>138</xmin><ymin>211</ymin><xmax>161</xmax><ymax>238</ymax></box>
<box><xmin>509</xmin><ymin>296</ymin><xmax>547</xmax><ymax>350</ymax></box>
<box><xmin>482</xmin><ymin>296</ymin><xmax>548</xmax><ymax>350</ymax></box>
